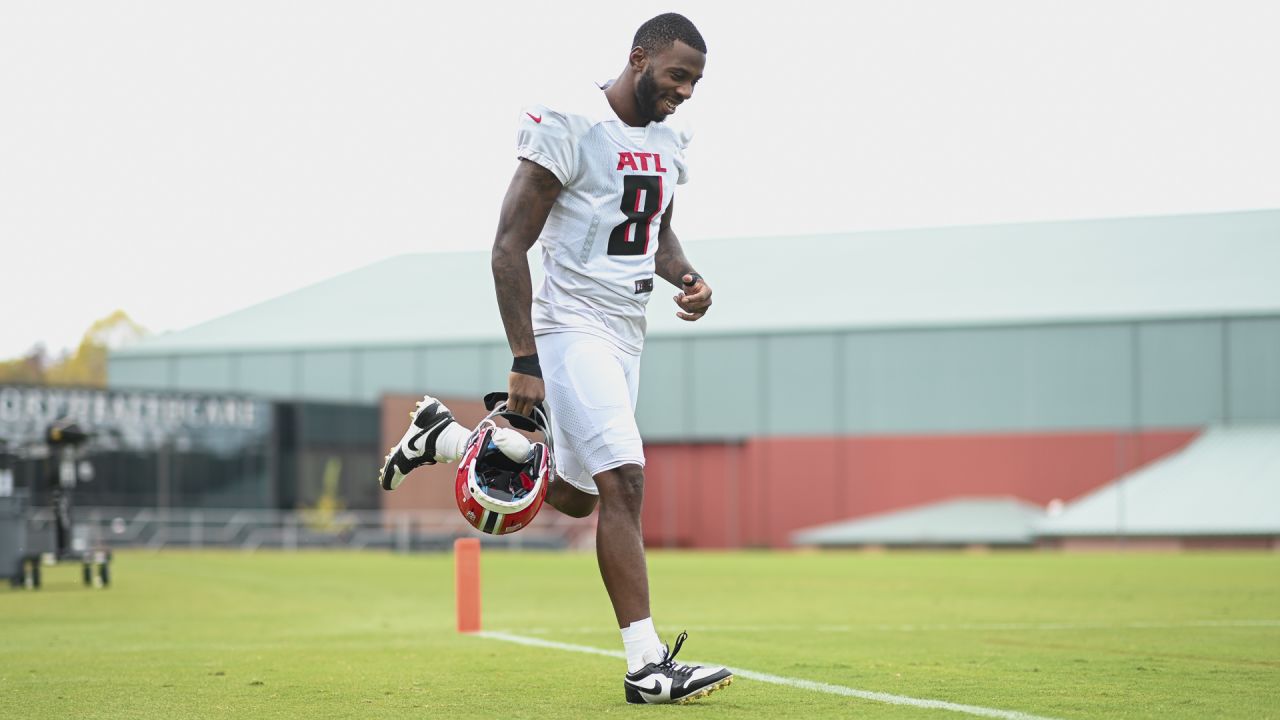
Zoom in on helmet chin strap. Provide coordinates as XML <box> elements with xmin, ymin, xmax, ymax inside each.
<box><xmin>481</xmin><ymin>392</ymin><xmax>550</xmax><ymax>434</ymax></box>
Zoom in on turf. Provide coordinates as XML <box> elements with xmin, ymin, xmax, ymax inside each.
<box><xmin>3</xmin><ymin>550</ymin><xmax>1278</xmax><ymax>719</ymax></box>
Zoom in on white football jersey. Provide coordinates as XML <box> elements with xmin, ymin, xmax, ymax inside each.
<box><xmin>517</xmin><ymin>82</ymin><xmax>691</xmax><ymax>354</ymax></box>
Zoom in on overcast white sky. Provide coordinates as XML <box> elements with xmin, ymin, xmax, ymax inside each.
<box><xmin>2</xmin><ymin>0</ymin><xmax>1277</xmax><ymax>360</ymax></box>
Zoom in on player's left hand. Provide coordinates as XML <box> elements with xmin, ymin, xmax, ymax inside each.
<box><xmin>675</xmin><ymin>274</ymin><xmax>712</xmax><ymax>321</ymax></box>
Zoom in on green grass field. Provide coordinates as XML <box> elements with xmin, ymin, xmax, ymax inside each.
<box><xmin>4</xmin><ymin>550</ymin><xmax>1278</xmax><ymax>719</ymax></box>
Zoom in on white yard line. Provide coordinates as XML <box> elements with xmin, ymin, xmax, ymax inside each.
<box><xmin>475</xmin><ymin>630</ymin><xmax>1065</xmax><ymax>720</ymax></box>
<box><xmin>505</xmin><ymin>619</ymin><xmax>1280</xmax><ymax>635</ymax></box>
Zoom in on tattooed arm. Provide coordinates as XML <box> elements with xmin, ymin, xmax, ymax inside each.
<box><xmin>491</xmin><ymin>159</ymin><xmax>563</xmax><ymax>415</ymax></box>
<box><xmin>655</xmin><ymin>198</ymin><xmax>712</xmax><ymax>322</ymax></box>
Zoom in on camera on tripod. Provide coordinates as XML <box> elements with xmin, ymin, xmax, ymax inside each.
<box><xmin>3</xmin><ymin>418</ymin><xmax>111</xmax><ymax>590</ymax></box>
<box><xmin>47</xmin><ymin>419</ymin><xmax>91</xmax><ymax>448</ymax></box>
<box><xmin>46</xmin><ymin>418</ymin><xmax>94</xmax><ymax>490</ymax></box>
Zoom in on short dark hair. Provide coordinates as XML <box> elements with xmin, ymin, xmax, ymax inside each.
<box><xmin>633</xmin><ymin>13</ymin><xmax>706</xmax><ymax>55</ymax></box>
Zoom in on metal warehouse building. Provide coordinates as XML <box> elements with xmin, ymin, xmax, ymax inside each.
<box><xmin>109</xmin><ymin>209</ymin><xmax>1280</xmax><ymax>547</ymax></box>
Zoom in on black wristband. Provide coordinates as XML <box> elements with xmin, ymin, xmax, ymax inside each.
<box><xmin>683</xmin><ymin>272</ymin><xmax>703</xmax><ymax>287</ymax></box>
<box><xmin>511</xmin><ymin>353</ymin><xmax>542</xmax><ymax>379</ymax></box>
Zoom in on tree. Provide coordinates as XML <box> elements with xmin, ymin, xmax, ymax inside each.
<box><xmin>0</xmin><ymin>345</ymin><xmax>49</xmax><ymax>384</ymax></box>
<box><xmin>0</xmin><ymin>311</ymin><xmax>147</xmax><ymax>387</ymax></box>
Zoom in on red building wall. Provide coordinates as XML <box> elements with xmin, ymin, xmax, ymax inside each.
<box><xmin>641</xmin><ymin>430</ymin><xmax>1197</xmax><ymax>548</ymax></box>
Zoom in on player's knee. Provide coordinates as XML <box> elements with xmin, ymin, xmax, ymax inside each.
<box><xmin>596</xmin><ymin>464</ymin><xmax>645</xmax><ymax>512</ymax></box>
<box><xmin>546</xmin><ymin>476</ymin><xmax>598</xmax><ymax>518</ymax></box>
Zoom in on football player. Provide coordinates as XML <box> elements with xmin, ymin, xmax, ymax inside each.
<box><xmin>380</xmin><ymin>13</ymin><xmax>730</xmax><ymax>704</ymax></box>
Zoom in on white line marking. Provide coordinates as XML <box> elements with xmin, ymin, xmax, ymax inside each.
<box><xmin>505</xmin><ymin>619</ymin><xmax>1280</xmax><ymax>636</ymax></box>
<box><xmin>475</xmin><ymin>631</ymin><xmax>1065</xmax><ymax>720</ymax></box>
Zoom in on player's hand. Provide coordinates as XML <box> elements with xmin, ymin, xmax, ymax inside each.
<box><xmin>675</xmin><ymin>273</ymin><xmax>712</xmax><ymax>321</ymax></box>
<box><xmin>507</xmin><ymin>372</ymin><xmax>545</xmax><ymax>417</ymax></box>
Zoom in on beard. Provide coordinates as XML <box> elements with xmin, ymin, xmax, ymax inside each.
<box><xmin>633</xmin><ymin>67</ymin><xmax>666</xmax><ymax>124</ymax></box>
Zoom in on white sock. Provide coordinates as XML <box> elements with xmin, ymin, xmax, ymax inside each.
<box><xmin>433</xmin><ymin>421</ymin><xmax>470</xmax><ymax>463</ymax></box>
<box><xmin>621</xmin><ymin>617</ymin><xmax>664</xmax><ymax>673</ymax></box>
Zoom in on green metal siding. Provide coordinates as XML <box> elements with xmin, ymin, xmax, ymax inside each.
<box><xmin>765</xmin><ymin>334</ymin><xmax>839</xmax><ymax>435</ymax></box>
<box><xmin>421</xmin><ymin>346</ymin><xmax>488</xmax><ymax>398</ymax></box>
<box><xmin>237</xmin><ymin>352</ymin><xmax>295</xmax><ymax>398</ymax></box>
<box><xmin>1228</xmin><ymin>318</ymin><xmax>1280</xmax><ymax>422</ymax></box>
<box><xmin>482</xmin><ymin>343</ymin><xmax>515</xmax><ymax>397</ymax></box>
<box><xmin>108</xmin><ymin>356</ymin><xmax>171</xmax><ymax>390</ymax></box>
<box><xmin>299</xmin><ymin>350</ymin><xmax>356</xmax><ymax>402</ymax></box>
<box><xmin>843</xmin><ymin>325</ymin><xmax>1133</xmax><ymax>434</ymax></box>
<box><xmin>108</xmin><ymin>315</ymin><xmax>1280</xmax><ymax>434</ymax></box>
<box><xmin>635</xmin><ymin>338</ymin><xmax>690</xmax><ymax>440</ymax></box>
<box><xmin>1022</xmin><ymin>325</ymin><xmax>1134</xmax><ymax>429</ymax></box>
<box><xmin>1138</xmin><ymin>321</ymin><xmax>1225</xmax><ymax>427</ymax></box>
<box><xmin>689</xmin><ymin>336</ymin><xmax>762</xmax><ymax>438</ymax></box>
<box><xmin>174</xmin><ymin>355</ymin><xmax>234</xmax><ymax>393</ymax></box>
<box><xmin>356</xmin><ymin>348</ymin><xmax>416</xmax><ymax>400</ymax></box>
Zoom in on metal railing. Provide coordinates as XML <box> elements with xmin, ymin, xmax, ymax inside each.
<box><xmin>25</xmin><ymin>506</ymin><xmax>597</xmax><ymax>553</ymax></box>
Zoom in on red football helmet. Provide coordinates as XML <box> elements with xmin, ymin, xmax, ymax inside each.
<box><xmin>455</xmin><ymin>401</ymin><xmax>554</xmax><ymax>535</ymax></box>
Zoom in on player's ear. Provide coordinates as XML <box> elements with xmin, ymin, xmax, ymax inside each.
<box><xmin>628</xmin><ymin>46</ymin><xmax>648</xmax><ymax>72</ymax></box>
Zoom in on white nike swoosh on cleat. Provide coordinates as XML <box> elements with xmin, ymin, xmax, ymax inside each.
<box><xmin>627</xmin><ymin>677</ymin><xmax>673</xmax><ymax>703</ymax></box>
<box><xmin>405</xmin><ymin>429</ymin><xmax>428</xmax><ymax>455</ymax></box>
<box><xmin>627</xmin><ymin>679</ymin><xmax>661</xmax><ymax>694</ymax></box>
